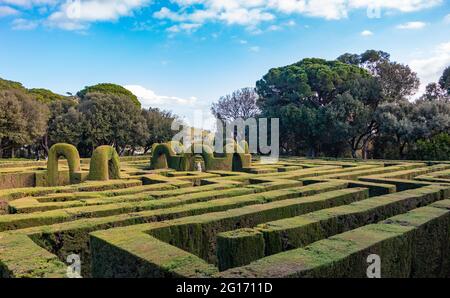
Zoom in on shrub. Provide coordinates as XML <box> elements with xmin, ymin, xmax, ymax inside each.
<box><xmin>47</xmin><ymin>143</ymin><xmax>81</xmax><ymax>186</ymax></box>
<box><xmin>88</xmin><ymin>146</ymin><xmax>121</xmax><ymax>181</ymax></box>
<box><xmin>410</xmin><ymin>133</ymin><xmax>450</xmax><ymax>161</ymax></box>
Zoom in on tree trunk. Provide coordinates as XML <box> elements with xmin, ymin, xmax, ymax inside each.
<box><xmin>42</xmin><ymin>135</ymin><xmax>49</xmax><ymax>156</ymax></box>
<box><xmin>399</xmin><ymin>142</ymin><xmax>407</xmax><ymax>159</ymax></box>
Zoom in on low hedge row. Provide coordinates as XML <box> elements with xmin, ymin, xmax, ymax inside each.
<box><xmin>216</xmin><ymin>184</ymin><xmax>449</xmax><ymax>269</ymax></box>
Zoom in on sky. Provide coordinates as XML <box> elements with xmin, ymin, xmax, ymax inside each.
<box><xmin>0</xmin><ymin>0</ymin><xmax>449</xmax><ymax>129</ymax></box>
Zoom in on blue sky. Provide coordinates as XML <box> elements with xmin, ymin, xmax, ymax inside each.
<box><xmin>0</xmin><ymin>0</ymin><xmax>449</xmax><ymax>129</ymax></box>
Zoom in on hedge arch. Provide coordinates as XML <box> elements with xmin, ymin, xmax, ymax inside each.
<box><xmin>186</xmin><ymin>143</ymin><xmax>233</xmax><ymax>171</ymax></box>
<box><xmin>150</xmin><ymin>140</ymin><xmax>252</xmax><ymax>172</ymax></box>
<box><xmin>88</xmin><ymin>146</ymin><xmax>121</xmax><ymax>181</ymax></box>
<box><xmin>150</xmin><ymin>142</ymin><xmax>193</xmax><ymax>171</ymax></box>
<box><xmin>47</xmin><ymin>143</ymin><xmax>81</xmax><ymax>186</ymax></box>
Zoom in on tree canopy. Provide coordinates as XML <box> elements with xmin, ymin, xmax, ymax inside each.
<box><xmin>440</xmin><ymin>66</ymin><xmax>450</xmax><ymax>93</ymax></box>
<box><xmin>254</xmin><ymin>52</ymin><xmax>448</xmax><ymax>159</ymax></box>
<box><xmin>28</xmin><ymin>88</ymin><xmax>66</xmax><ymax>104</ymax></box>
<box><xmin>0</xmin><ymin>88</ymin><xmax>49</xmax><ymax>157</ymax></box>
<box><xmin>211</xmin><ymin>87</ymin><xmax>260</xmax><ymax>121</ymax></box>
<box><xmin>77</xmin><ymin>83</ymin><xmax>141</xmax><ymax>108</ymax></box>
<box><xmin>256</xmin><ymin>58</ymin><xmax>372</xmax><ymax>109</ymax></box>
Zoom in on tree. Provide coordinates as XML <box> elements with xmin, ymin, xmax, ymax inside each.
<box><xmin>0</xmin><ymin>77</ymin><xmax>26</xmax><ymax>91</ymax></box>
<box><xmin>258</xmin><ymin>58</ymin><xmax>371</xmax><ymax>108</ymax></box>
<box><xmin>325</xmin><ymin>93</ymin><xmax>374</xmax><ymax>158</ymax></box>
<box><xmin>374</xmin><ymin>101</ymin><xmax>418</xmax><ymax>159</ymax></box>
<box><xmin>439</xmin><ymin>66</ymin><xmax>450</xmax><ymax>93</ymax></box>
<box><xmin>0</xmin><ymin>89</ymin><xmax>49</xmax><ymax>158</ymax></box>
<box><xmin>373</xmin><ymin>99</ymin><xmax>450</xmax><ymax>159</ymax></box>
<box><xmin>211</xmin><ymin>88</ymin><xmax>260</xmax><ymax>121</ymax></box>
<box><xmin>420</xmin><ymin>83</ymin><xmax>449</xmax><ymax>102</ymax></box>
<box><xmin>412</xmin><ymin>99</ymin><xmax>450</xmax><ymax>138</ymax></box>
<box><xmin>141</xmin><ymin>108</ymin><xmax>177</xmax><ymax>153</ymax></box>
<box><xmin>376</xmin><ymin>61</ymin><xmax>420</xmax><ymax>102</ymax></box>
<box><xmin>77</xmin><ymin>83</ymin><xmax>141</xmax><ymax>108</ymax></box>
<box><xmin>339</xmin><ymin>50</ymin><xmax>419</xmax><ymax>103</ymax></box>
<box><xmin>44</xmin><ymin>98</ymin><xmax>83</xmax><ymax>154</ymax></box>
<box><xmin>256</xmin><ymin>58</ymin><xmax>377</xmax><ymax>156</ymax></box>
<box><xmin>78</xmin><ymin>92</ymin><xmax>148</xmax><ymax>156</ymax></box>
<box><xmin>409</xmin><ymin>133</ymin><xmax>450</xmax><ymax>161</ymax></box>
<box><xmin>28</xmin><ymin>88</ymin><xmax>66</xmax><ymax>104</ymax></box>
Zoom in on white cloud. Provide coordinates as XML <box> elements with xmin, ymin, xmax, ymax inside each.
<box><xmin>0</xmin><ymin>0</ymin><xmax>58</xmax><ymax>8</ymax></box>
<box><xmin>11</xmin><ymin>17</ymin><xmax>39</xmax><ymax>29</ymax></box>
<box><xmin>410</xmin><ymin>41</ymin><xmax>450</xmax><ymax>96</ymax></box>
<box><xmin>360</xmin><ymin>29</ymin><xmax>373</xmax><ymax>36</ymax></box>
<box><xmin>396</xmin><ymin>21</ymin><xmax>427</xmax><ymax>30</ymax></box>
<box><xmin>3</xmin><ymin>0</ymin><xmax>444</xmax><ymax>31</ymax></box>
<box><xmin>167</xmin><ymin>22</ymin><xmax>202</xmax><ymax>33</ymax></box>
<box><xmin>152</xmin><ymin>0</ymin><xmax>442</xmax><ymax>32</ymax></box>
<box><xmin>249</xmin><ymin>46</ymin><xmax>260</xmax><ymax>52</ymax></box>
<box><xmin>124</xmin><ymin>85</ymin><xmax>197</xmax><ymax>109</ymax></box>
<box><xmin>268</xmin><ymin>24</ymin><xmax>281</xmax><ymax>31</ymax></box>
<box><xmin>285</xmin><ymin>20</ymin><xmax>296</xmax><ymax>26</ymax></box>
<box><xmin>0</xmin><ymin>5</ymin><xmax>19</xmax><ymax>17</ymax></box>
<box><xmin>47</xmin><ymin>0</ymin><xmax>151</xmax><ymax>30</ymax></box>
<box><xmin>444</xmin><ymin>13</ymin><xmax>450</xmax><ymax>24</ymax></box>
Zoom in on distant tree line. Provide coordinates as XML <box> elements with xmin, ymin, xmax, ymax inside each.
<box><xmin>1</xmin><ymin>49</ymin><xmax>449</xmax><ymax>161</ymax></box>
<box><xmin>211</xmin><ymin>50</ymin><xmax>450</xmax><ymax>161</ymax></box>
<box><xmin>0</xmin><ymin>81</ymin><xmax>177</xmax><ymax>159</ymax></box>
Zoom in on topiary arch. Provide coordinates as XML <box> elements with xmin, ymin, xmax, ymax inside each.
<box><xmin>88</xmin><ymin>146</ymin><xmax>121</xmax><ymax>181</ymax></box>
<box><xmin>150</xmin><ymin>140</ymin><xmax>252</xmax><ymax>172</ymax></box>
<box><xmin>150</xmin><ymin>142</ymin><xmax>193</xmax><ymax>171</ymax></box>
<box><xmin>47</xmin><ymin>143</ymin><xmax>81</xmax><ymax>186</ymax></box>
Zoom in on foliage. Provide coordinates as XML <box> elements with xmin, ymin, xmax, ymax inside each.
<box><xmin>409</xmin><ymin>133</ymin><xmax>450</xmax><ymax>161</ymax></box>
<box><xmin>0</xmin><ymin>78</ymin><xmax>26</xmax><ymax>91</ymax></box>
<box><xmin>256</xmin><ymin>58</ymin><xmax>378</xmax><ymax>157</ymax></box>
<box><xmin>420</xmin><ymin>83</ymin><xmax>449</xmax><ymax>102</ymax></box>
<box><xmin>46</xmin><ymin>98</ymin><xmax>83</xmax><ymax>150</ymax></box>
<box><xmin>88</xmin><ymin>145</ymin><xmax>121</xmax><ymax>181</ymax></box>
<box><xmin>440</xmin><ymin>66</ymin><xmax>450</xmax><ymax>93</ymax></box>
<box><xmin>257</xmin><ymin>58</ymin><xmax>371</xmax><ymax>108</ymax></box>
<box><xmin>141</xmin><ymin>108</ymin><xmax>177</xmax><ymax>153</ymax></box>
<box><xmin>78</xmin><ymin>92</ymin><xmax>148</xmax><ymax>156</ymax></box>
<box><xmin>77</xmin><ymin>83</ymin><xmax>141</xmax><ymax>108</ymax></box>
<box><xmin>28</xmin><ymin>88</ymin><xmax>66</xmax><ymax>104</ymax></box>
<box><xmin>0</xmin><ymin>88</ymin><xmax>49</xmax><ymax>157</ymax></box>
<box><xmin>324</xmin><ymin>92</ymin><xmax>374</xmax><ymax>158</ymax></box>
<box><xmin>373</xmin><ymin>99</ymin><xmax>450</xmax><ymax>159</ymax></box>
<box><xmin>47</xmin><ymin>143</ymin><xmax>81</xmax><ymax>186</ymax></box>
<box><xmin>211</xmin><ymin>88</ymin><xmax>260</xmax><ymax>121</ymax></box>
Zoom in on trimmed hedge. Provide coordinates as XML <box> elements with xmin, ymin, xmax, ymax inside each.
<box><xmin>219</xmin><ymin>201</ymin><xmax>450</xmax><ymax>278</ymax></box>
<box><xmin>47</xmin><ymin>143</ymin><xmax>81</xmax><ymax>186</ymax></box>
<box><xmin>88</xmin><ymin>146</ymin><xmax>121</xmax><ymax>181</ymax></box>
<box><xmin>2</xmin><ymin>157</ymin><xmax>450</xmax><ymax>278</ymax></box>
<box><xmin>89</xmin><ymin>188</ymin><xmax>368</xmax><ymax>277</ymax></box>
<box><xmin>0</xmin><ymin>181</ymin><xmax>350</xmax><ymax>231</ymax></box>
<box><xmin>150</xmin><ymin>140</ymin><xmax>252</xmax><ymax>172</ymax></box>
<box><xmin>218</xmin><ymin>185</ymin><xmax>448</xmax><ymax>263</ymax></box>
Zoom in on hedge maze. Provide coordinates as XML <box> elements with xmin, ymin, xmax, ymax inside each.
<box><xmin>0</xmin><ymin>144</ymin><xmax>449</xmax><ymax>278</ymax></box>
